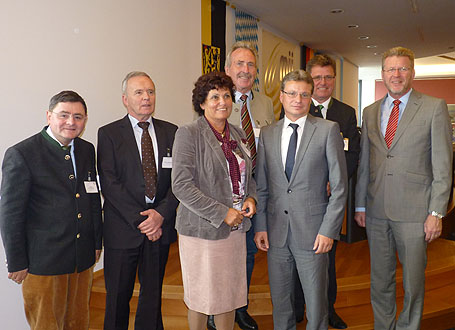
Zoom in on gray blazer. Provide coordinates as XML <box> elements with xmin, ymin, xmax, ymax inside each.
<box><xmin>172</xmin><ymin>116</ymin><xmax>257</xmax><ymax>240</ymax></box>
<box><xmin>356</xmin><ymin>90</ymin><xmax>453</xmax><ymax>221</ymax></box>
<box><xmin>255</xmin><ymin>115</ymin><xmax>348</xmax><ymax>250</ymax></box>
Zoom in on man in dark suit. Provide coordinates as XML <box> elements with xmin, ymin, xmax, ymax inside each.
<box><xmin>254</xmin><ymin>70</ymin><xmax>347</xmax><ymax>330</ymax></box>
<box><xmin>0</xmin><ymin>90</ymin><xmax>102</xmax><ymax>330</ymax></box>
<box><xmin>294</xmin><ymin>54</ymin><xmax>360</xmax><ymax>329</ymax></box>
<box><xmin>355</xmin><ymin>47</ymin><xmax>452</xmax><ymax>330</ymax></box>
<box><xmin>98</xmin><ymin>71</ymin><xmax>178</xmax><ymax>330</ymax></box>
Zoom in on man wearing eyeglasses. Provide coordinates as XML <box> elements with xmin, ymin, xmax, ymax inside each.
<box><xmin>0</xmin><ymin>90</ymin><xmax>102</xmax><ymax>329</ymax></box>
<box><xmin>355</xmin><ymin>47</ymin><xmax>452</xmax><ymax>330</ymax></box>
<box><xmin>254</xmin><ymin>70</ymin><xmax>347</xmax><ymax>330</ymax></box>
<box><xmin>292</xmin><ymin>54</ymin><xmax>360</xmax><ymax>329</ymax></box>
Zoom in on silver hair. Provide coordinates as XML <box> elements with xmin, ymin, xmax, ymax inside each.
<box><xmin>122</xmin><ymin>71</ymin><xmax>152</xmax><ymax>94</ymax></box>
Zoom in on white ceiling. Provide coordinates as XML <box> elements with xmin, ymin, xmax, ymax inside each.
<box><xmin>228</xmin><ymin>0</ymin><xmax>455</xmax><ymax>67</ymax></box>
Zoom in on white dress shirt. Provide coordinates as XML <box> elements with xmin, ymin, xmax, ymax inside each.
<box><xmin>281</xmin><ymin>115</ymin><xmax>307</xmax><ymax>169</ymax></box>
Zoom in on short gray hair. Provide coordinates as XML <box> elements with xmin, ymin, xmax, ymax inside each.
<box><xmin>281</xmin><ymin>70</ymin><xmax>314</xmax><ymax>94</ymax></box>
<box><xmin>225</xmin><ymin>41</ymin><xmax>258</xmax><ymax>68</ymax></box>
<box><xmin>122</xmin><ymin>71</ymin><xmax>152</xmax><ymax>94</ymax></box>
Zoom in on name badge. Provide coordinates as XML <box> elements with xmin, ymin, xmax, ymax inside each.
<box><xmin>162</xmin><ymin>157</ymin><xmax>172</xmax><ymax>168</ymax></box>
<box><xmin>84</xmin><ymin>181</ymin><xmax>98</xmax><ymax>193</ymax></box>
<box><xmin>344</xmin><ymin>138</ymin><xmax>349</xmax><ymax>151</ymax></box>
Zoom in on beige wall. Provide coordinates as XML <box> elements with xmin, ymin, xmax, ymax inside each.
<box><xmin>0</xmin><ymin>1</ymin><xmax>201</xmax><ymax>328</ymax></box>
<box><xmin>342</xmin><ymin>59</ymin><xmax>360</xmax><ymax>122</ymax></box>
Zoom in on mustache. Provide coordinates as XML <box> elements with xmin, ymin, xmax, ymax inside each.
<box><xmin>237</xmin><ymin>72</ymin><xmax>252</xmax><ymax>79</ymax></box>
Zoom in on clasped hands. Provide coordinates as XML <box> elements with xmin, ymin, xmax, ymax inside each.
<box><xmin>138</xmin><ymin>208</ymin><xmax>164</xmax><ymax>241</ymax></box>
<box><xmin>223</xmin><ymin>197</ymin><xmax>256</xmax><ymax>227</ymax></box>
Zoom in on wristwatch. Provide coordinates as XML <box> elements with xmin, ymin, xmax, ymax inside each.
<box><xmin>430</xmin><ymin>211</ymin><xmax>443</xmax><ymax>219</ymax></box>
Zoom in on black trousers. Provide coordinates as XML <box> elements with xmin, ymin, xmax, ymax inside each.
<box><xmin>103</xmin><ymin>239</ymin><xmax>170</xmax><ymax>330</ymax></box>
<box><xmin>294</xmin><ymin>240</ymin><xmax>338</xmax><ymax>317</ymax></box>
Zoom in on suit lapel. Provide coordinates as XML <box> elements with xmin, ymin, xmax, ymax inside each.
<box><xmin>152</xmin><ymin>118</ymin><xmax>166</xmax><ymax>176</ymax></box>
<box><xmin>388</xmin><ymin>91</ymin><xmax>422</xmax><ymax>149</ymax></box>
<box><xmin>270</xmin><ymin>120</ymin><xmax>288</xmax><ymax>182</ymax></box>
<box><xmin>290</xmin><ymin>115</ymin><xmax>316</xmax><ymax>183</ymax></box>
<box><xmin>371</xmin><ymin>98</ymin><xmax>388</xmax><ymax>149</ymax></box>
<box><xmin>119</xmin><ymin>115</ymin><xmax>143</xmax><ymax>169</ymax></box>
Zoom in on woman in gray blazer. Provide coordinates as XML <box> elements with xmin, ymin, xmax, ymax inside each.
<box><xmin>172</xmin><ymin>71</ymin><xmax>257</xmax><ymax>330</ymax></box>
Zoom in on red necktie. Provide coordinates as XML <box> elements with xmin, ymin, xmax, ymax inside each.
<box><xmin>240</xmin><ymin>94</ymin><xmax>257</xmax><ymax>170</ymax></box>
<box><xmin>138</xmin><ymin>122</ymin><xmax>157</xmax><ymax>199</ymax></box>
<box><xmin>384</xmin><ymin>99</ymin><xmax>401</xmax><ymax>148</ymax></box>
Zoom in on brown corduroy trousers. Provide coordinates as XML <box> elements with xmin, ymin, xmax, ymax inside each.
<box><xmin>22</xmin><ymin>267</ymin><xmax>93</xmax><ymax>330</ymax></box>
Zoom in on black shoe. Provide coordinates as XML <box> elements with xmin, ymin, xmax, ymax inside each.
<box><xmin>207</xmin><ymin>315</ymin><xmax>216</xmax><ymax>330</ymax></box>
<box><xmin>235</xmin><ymin>310</ymin><xmax>258</xmax><ymax>330</ymax></box>
<box><xmin>328</xmin><ymin>311</ymin><xmax>347</xmax><ymax>329</ymax></box>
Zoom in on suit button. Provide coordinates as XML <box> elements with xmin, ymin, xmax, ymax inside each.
<box><xmin>76</xmin><ymin>233</ymin><xmax>80</xmax><ymax>239</ymax></box>
<box><xmin>69</xmin><ymin>174</ymin><xmax>75</xmax><ymax>180</ymax></box>
<box><xmin>284</xmin><ymin>210</ymin><xmax>288</xmax><ymax>214</ymax></box>
<box><xmin>65</xmin><ymin>155</ymin><xmax>71</xmax><ymax>160</ymax></box>
<box><xmin>77</xmin><ymin>213</ymin><xmax>82</xmax><ymax>219</ymax></box>
<box><xmin>387</xmin><ymin>155</ymin><xmax>393</xmax><ymax>159</ymax></box>
<box><xmin>75</xmin><ymin>193</ymin><xmax>80</xmax><ymax>198</ymax></box>
<box><xmin>287</xmin><ymin>189</ymin><xmax>292</xmax><ymax>193</ymax></box>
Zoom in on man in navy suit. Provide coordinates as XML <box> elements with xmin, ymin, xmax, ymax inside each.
<box><xmin>294</xmin><ymin>54</ymin><xmax>360</xmax><ymax>329</ymax></box>
<box><xmin>98</xmin><ymin>71</ymin><xmax>178</xmax><ymax>330</ymax></box>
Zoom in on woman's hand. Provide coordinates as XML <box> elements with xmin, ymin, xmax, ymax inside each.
<box><xmin>241</xmin><ymin>197</ymin><xmax>256</xmax><ymax>218</ymax></box>
<box><xmin>223</xmin><ymin>208</ymin><xmax>244</xmax><ymax>227</ymax></box>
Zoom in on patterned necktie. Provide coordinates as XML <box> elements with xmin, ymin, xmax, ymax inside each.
<box><xmin>240</xmin><ymin>94</ymin><xmax>257</xmax><ymax>171</ymax></box>
<box><xmin>138</xmin><ymin>122</ymin><xmax>157</xmax><ymax>199</ymax></box>
<box><xmin>285</xmin><ymin>123</ymin><xmax>299</xmax><ymax>181</ymax></box>
<box><xmin>384</xmin><ymin>99</ymin><xmax>401</xmax><ymax>148</ymax></box>
<box><xmin>317</xmin><ymin>104</ymin><xmax>324</xmax><ymax>118</ymax></box>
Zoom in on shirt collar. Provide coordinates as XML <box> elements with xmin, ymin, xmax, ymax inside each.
<box><xmin>384</xmin><ymin>88</ymin><xmax>412</xmax><ymax>109</ymax></box>
<box><xmin>312</xmin><ymin>97</ymin><xmax>331</xmax><ymax>110</ymax></box>
<box><xmin>46</xmin><ymin>126</ymin><xmax>75</xmax><ymax>149</ymax></box>
<box><xmin>283</xmin><ymin>114</ymin><xmax>307</xmax><ymax>129</ymax></box>
<box><xmin>128</xmin><ymin>114</ymin><xmax>152</xmax><ymax>128</ymax></box>
<box><xmin>235</xmin><ymin>90</ymin><xmax>253</xmax><ymax>103</ymax></box>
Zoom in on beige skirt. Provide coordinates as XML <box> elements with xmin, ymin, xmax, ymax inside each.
<box><xmin>178</xmin><ymin>230</ymin><xmax>247</xmax><ymax>315</ymax></box>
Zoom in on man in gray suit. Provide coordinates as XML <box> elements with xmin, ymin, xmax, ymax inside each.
<box><xmin>354</xmin><ymin>46</ymin><xmax>452</xmax><ymax>330</ymax></box>
<box><xmin>254</xmin><ymin>70</ymin><xmax>347</xmax><ymax>330</ymax></box>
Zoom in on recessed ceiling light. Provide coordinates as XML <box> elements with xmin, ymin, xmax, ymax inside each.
<box><xmin>358</xmin><ymin>36</ymin><xmax>370</xmax><ymax>40</ymax></box>
<box><xmin>348</xmin><ymin>24</ymin><xmax>359</xmax><ymax>28</ymax></box>
<box><xmin>373</xmin><ymin>52</ymin><xmax>380</xmax><ymax>56</ymax></box>
<box><xmin>366</xmin><ymin>45</ymin><xmax>377</xmax><ymax>49</ymax></box>
<box><xmin>330</xmin><ymin>8</ymin><xmax>344</xmax><ymax>14</ymax></box>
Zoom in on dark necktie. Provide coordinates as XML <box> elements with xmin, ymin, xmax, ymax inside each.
<box><xmin>285</xmin><ymin>123</ymin><xmax>299</xmax><ymax>181</ymax></box>
<box><xmin>318</xmin><ymin>104</ymin><xmax>324</xmax><ymax>118</ymax></box>
<box><xmin>138</xmin><ymin>122</ymin><xmax>157</xmax><ymax>199</ymax></box>
<box><xmin>384</xmin><ymin>99</ymin><xmax>401</xmax><ymax>148</ymax></box>
<box><xmin>240</xmin><ymin>94</ymin><xmax>257</xmax><ymax>171</ymax></box>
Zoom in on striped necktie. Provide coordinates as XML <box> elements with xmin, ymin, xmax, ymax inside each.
<box><xmin>240</xmin><ymin>94</ymin><xmax>257</xmax><ymax>171</ymax></box>
<box><xmin>384</xmin><ymin>99</ymin><xmax>400</xmax><ymax>148</ymax></box>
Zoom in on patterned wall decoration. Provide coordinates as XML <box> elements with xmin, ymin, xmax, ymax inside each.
<box><xmin>202</xmin><ymin>44</ymin><xmax>221</xmax><ymax>73</ymax></box>
<box><xmin>262</xmin><ymin>29</ymin><xmax>299</xmax><ymax>119</ymax></box>
<box><xmin>234</xmin><ymin>9</ymin><xmax>259</xmax><ymax>92</ymax></box>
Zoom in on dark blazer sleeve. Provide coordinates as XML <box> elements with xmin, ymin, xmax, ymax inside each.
<box><xmin>0</xmin><ymin>146</ymin><xmax>31</xmax><ymax>272</ymax></box>
<box><xmin>325</xmin><ymin>99</ymin><xmax>360</xmax><ymax>178</ymax></box>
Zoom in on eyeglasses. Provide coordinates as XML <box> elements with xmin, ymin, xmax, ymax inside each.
<box><xmin>282</xmin><ymin>90</ymin><xmax>312</xmax><ymax>99</ymax></box>
<box><xmin>51</xmin><ymin>111</ymin><xmax>86</xmax><ymax>122</ymax></box>
<box><xmin>382</xmin><ymin>67</ymin><xmax>411</xmax><ymax>74</ymax></box>
<box><xmin>312</xmin><ymin>75</ymin><xmax>335</xmax><ymax>82</ymax></box>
